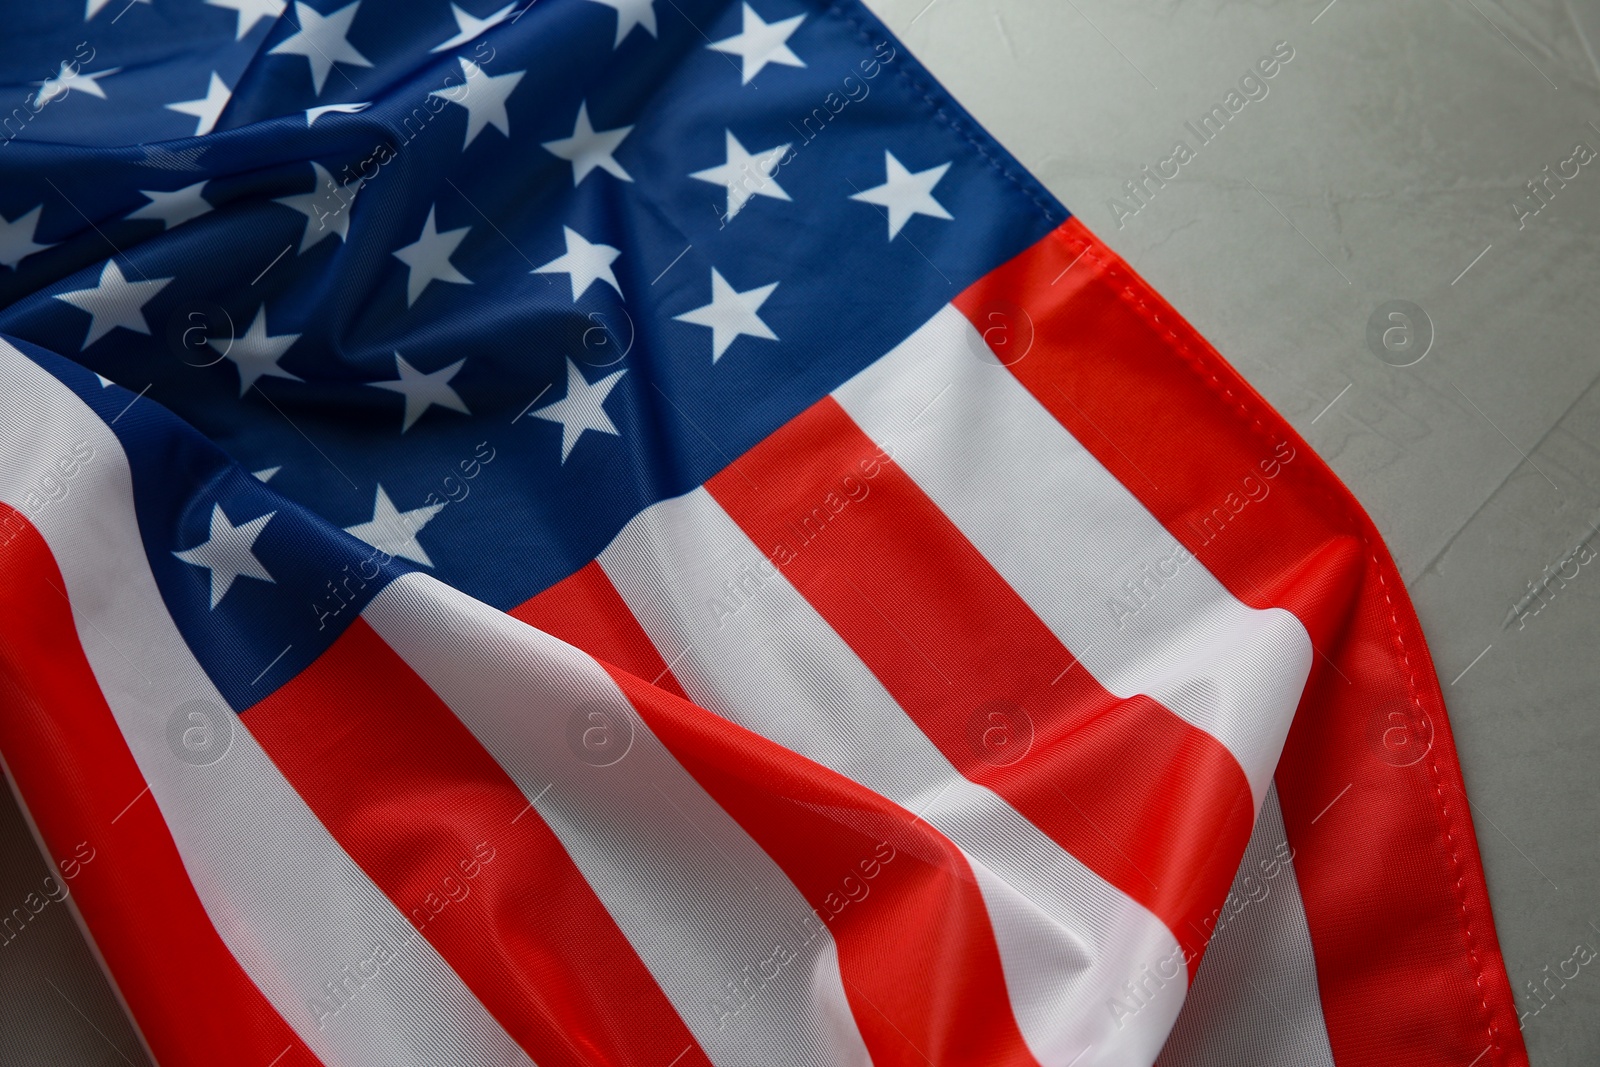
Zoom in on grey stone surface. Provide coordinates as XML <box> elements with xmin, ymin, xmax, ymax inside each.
<box><xmin>3</xmin><ymin>0</ymin><xmax>1596</xmax><ymax>1062</ymax></box>
<box><xmin>0</xmin><ymin>779</ymin><xmax>152</xmax><ymax>1066</ymax></box>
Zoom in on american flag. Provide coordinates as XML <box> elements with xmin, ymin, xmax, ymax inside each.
<box><xmin>0</xmin><ymin>0</ymin><xmax>1527</xmax><ymax>1065</ymax></box>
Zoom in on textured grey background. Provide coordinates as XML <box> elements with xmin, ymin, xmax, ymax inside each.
<box><xmin>3</xmin><ymin>0</ymin><xmax>1598</xmax><ymax>1063</ymax></box>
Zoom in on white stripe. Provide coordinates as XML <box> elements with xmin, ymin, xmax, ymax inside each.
<box><xmin>362</xmin><ymin>572</ymin><xmax>874</xmax><ymax>1067</ymax></box>
<box><xmin>971</xmin><ymin>861</ymin><xmax>1184</xmax><ymax>1067</ymax></box>
<box><xmin>598</xmin><ymin>487</ymin><xmax>1184</xmax><ymax>1067</ymax></box>
<box><xmin>0</xmin><ymin>342</ymin><xmax>538</xmax><ymax>1066</ymax></box>
<box><xmin>1156</xmin><ymin>785</ymin><xmax>1336</xmax><ymax>1067</ymax></box>
<box><xmin>832</xmin><ymin>305</ymin><xmax>1314</xmax><ymax>805</ymax></box>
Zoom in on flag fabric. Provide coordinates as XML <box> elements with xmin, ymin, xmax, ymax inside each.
<box><xmin>0</xmin><ymin>1</ymin><xmax>1529</xmax><ymax>1065</ymax></box>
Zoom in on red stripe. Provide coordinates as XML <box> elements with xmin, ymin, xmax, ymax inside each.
<box><xmin>703</xmin><ymin>397</ymin><xmax>1254</xmax><ymax>970</ymax></box>
<box><xmin>0</xmin><ymin>506</ymin><xmax>319</xmax><ymax>1067</ymax></box>
<box><xmin>517</xmin><ymin>568</ymin><xmax>1047</xmax><ymax>1067</ymax></box>
<box><xmin>954</xmin><ymin>218</ymin><xmax>1527</xmax><ymax>1067</ymax></box>
<box><xmin>508</xmin><ymin>560</ymin><xmax>689</xmax><ymax>702</ymax></box>
<box><xmin>243</xmin><ymin>617</ymin><xmax>711</xmax><ymax>1067</ymax></box>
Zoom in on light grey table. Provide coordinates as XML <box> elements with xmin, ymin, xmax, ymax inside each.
<box><xmin>2</xmin><ymin>0</ymin><xmax>1596</xmax><ymax>1063</ymax></box>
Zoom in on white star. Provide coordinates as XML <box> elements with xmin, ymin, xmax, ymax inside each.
<box><xmin>55</xmin><ymin>261</ymin><xmax>173</xmax><ymax>350</ymax></box>
<box><xmin>429</xmin><ymin>1</ymin><xmax>515</xmax><ymax>52</ymax></box>
<box><xmin>128</xmin><ymin>181</ymin><xmax>213</xmax><ymax>230</ymax></box>
<box><xmin>305</xmin><ymin>100</ymin><xmax>370</xmax><ymax>125</ymax></box>
<box><xmin>252</xmin><ymin>465</ymin><xmax>281</xmax><ymax>482</ymax></box>
<box><xmin>431</xmin><ymin>57</ymin><xmax>524</xmax><ymax>149</ymax></box>
<box><xmin>173</xmin><ymin>504</ymin><xmax>276</xmax><ymax>609</ymax></box>
<box><xmin>213</xmin><ymin>306</ymin><xmax>302</xmax><ymax>396</ymax></box>
<box><xmin>34</xmin><ymin>63</ymin><xmax>119</xmax><ymax>107</ymax></box>
<box><xmin>531</xmin><ymin>359</ymin><xmax>627</xmax><ymax>462</ymax></box>
<box><xmin>368</xmin><ymin>352</ymin><xmax>471</xmax><ymax>432</ymax></box>
<box><xmin>276</xmin><ymin>161</ymin><xmax>358</xmax><ymax>252</ymax></box>
<box><xmin>0</xmin><ymin>206</ymin><xmax>55</xmax><ymax>270</ymax></box>
<box><xmin>392</xmin><ymin>206</ymin><xmax>472</xmax><ymax>306</ymax></box>
<box><xmin>708</xmin><ymin>3</ymin><xmax>804</xmax><ymax>85</ymax></box>
<box><xmin>344</xmin><ymin>485</ymin><xmax>446</xmax><ymax>566</ymax></box>
<box><xmin>269</xmin><ymin>1</ymin><xmax>373</xmax><ymax>96</ymax></box>
<box><xmin>165</xmin><ymin>72</ymin><xmax>232</xmax><ymax>136</ymax></box>
<box><xmin>691</xmin><ymin>130</ymin><xmax>791</xmax><ymax>221</ymax></box>
<box><xmin>850</xmin><ymin>151</ymin><xmax>953</xmax><ymax>239</ymax></box>
<box><xmin>674</xmin><ymin>268</ymin><xmax>778</xmax><ymax>362</ymax></box>
<box><xmin>208</xmin><ymin>0</ymin><xmax>286</xmax><ymax>38</ymax></box>
<box><xmin>583</xmin><ymin>0</ymin><xmax>656</xmax><ymax>47</ymax></box>
<box><xmin>86</xmin><ymin>0</ymin><xmax>148</xmax><ymax>20</ymax></box>
<box><xmin>533</xmin><ymin>227</ymin><xmax>621</xmax><ymax>302</ymax></box>
<box><xmin>542</xmin><ymin>102</ymin><xmax>633</xmax><ymax>185</ymax></box>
